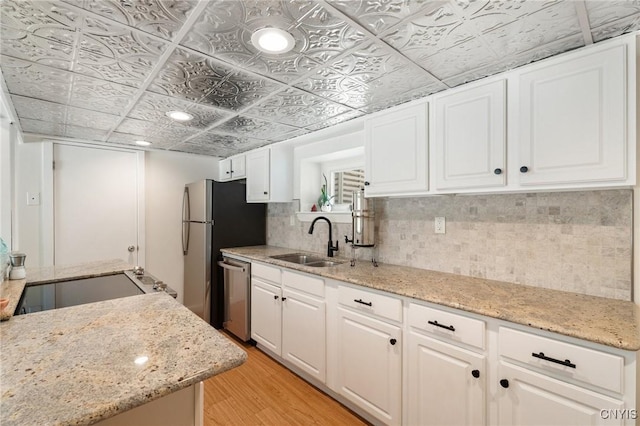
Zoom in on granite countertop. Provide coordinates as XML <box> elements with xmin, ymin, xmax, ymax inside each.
<box><xmin>222</xmin><ymin>245</ymin><xmax>640</xmax><ymax>351</ymax></box>
<box><xmin>0</xmin><ymin>259</ymin><xmax>132</xmax><ymax>321</ymax></box>
<box><xmin>0</xmin><ymin>293</ymin><xmax>246</xmax><ymax>426</ymax></box>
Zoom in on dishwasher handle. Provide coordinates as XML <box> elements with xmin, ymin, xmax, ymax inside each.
<box><xmin>217</xmin><ymin>260</ymin><xmax>246</xmax><ymax>273</ymax></box>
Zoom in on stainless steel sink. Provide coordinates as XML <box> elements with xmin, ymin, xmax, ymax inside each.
<box><xmin>269</xmin><ymin>253</ymin><xmax>343</xmax><ymax>267</ymax></box>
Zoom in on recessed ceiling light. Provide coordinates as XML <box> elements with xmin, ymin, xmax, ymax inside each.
<box><xmin>166</xmin><ymin>110</ymin><xmax>193</xmax><ymax>121</ymax></box>
<box><xmin>135</xmin><ymin>140</ymin><xmax>152</xmax><ymax>146</ymax></box>
<box><xmin>251</xmin><ymin>27</ymin><xmax>295</xmax><ymax>54</ymax></box>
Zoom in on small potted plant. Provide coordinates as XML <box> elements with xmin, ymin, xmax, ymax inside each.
<box><xmin>318</xmin><ymin>174</ymin><xmax>334</xmax><ymax>212</ymax></box>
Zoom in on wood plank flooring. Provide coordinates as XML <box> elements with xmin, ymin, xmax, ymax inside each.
<box><xmin>203</xmin><ymin>335</ymin><xmax>368</xmax><ymax>426</ymax></box>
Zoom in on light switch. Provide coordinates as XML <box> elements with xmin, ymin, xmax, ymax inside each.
<box><xmin>27</xmin><ymin>192</ymin><xmax>40</xmax><ymax>206</ymax></box>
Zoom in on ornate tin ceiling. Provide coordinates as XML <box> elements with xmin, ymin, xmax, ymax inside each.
<box><xmin>1</xmin><ymin>0</ymin><xmax>638</xmax><ymax>157</ymax></box>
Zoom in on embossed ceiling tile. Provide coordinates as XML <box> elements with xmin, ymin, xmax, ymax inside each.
<box><xmin>19</xmin><ymin>118</ymin><xmax>65</xmax><ymax>136</ymax></box>
<box><xmin>74</xmin><ymin>0</ymin><xmax>198</xmax><ymax>41</ymax></box>
<box><xmin>199</xmin><ymin>68</ymin><xmax>284</xmax><ymax>111</ymax></box>
<box><xmin>187</xmin><ymin>131</ymin><xmax>251</xmax><ymax>147</ymax></box>
<box><xmin>478</xmin><ymin>2</ymin><xmax>582</xmax><ymax>56</ymax></box>
<box><xmin>327</xmin><ymin>42</ymin><xmax>411</xmax><ymax>83</ymax></box>
<box><xmin>147</xmin><ymin>48</ymin><xmax>231</xmax><ymax>103</ymax></box>
<box><xmin>413</xmin><ymin>36</ymin><xmax>497</xmax><ymax>81</ymax></box>
<box><xmin>11</xmin><ymin>96</ymin><xmax>67</xmax><ymax>123</ymax></box>
<box><xmin>330</xmin><ymin>0</ymin><xmax>443</xmax><ymax>35</ymax></box>
<box><xmin>247</xmin><ymin>54</ymin><xmax>323</xmax><ymax>83</ymax></box>
<box><xmin>128</xmin><ymin>92</ymin><xmax>230</xmax><ymax>129</ymax></box>
<box><xmin>268</xmin><ymin>127</ymin><xmax>311</xmax><ymax>142</ymax></box>
<box><xmin>214</xmin><ymin>115</ymin><xmax>298</xmax><ymax>140</ymax></box>
<box><xmin>304</xmin><ymin>109</ymin><xmax>364</xmax><ymax>132</ymax></box>
<box><xmin>65</xmin><ymin>106</ymin><xmax>120</xmax><ymax>131</ymax></box>
<box><xmin>1</xmin><ymin>57</ymin><xmax>73</xmax><ymax>103</ymax></box>
<box><xmin>107</xmin><ymin>131</ymin><xmax>177</xmax><ymax>148</ymax></box>
<box><xmin>453</xmin><ymin>0</ymin><xmax>560</xmax><ymax>33</ymax></box>
<box><xmin>79</xmin><ymin>15</ymin><xmax>168</xmax><ymax>60</ymax></box>
<box><xmin>591</xmin><ymin>13</ymin><xmax>640</xmax><ymax>42</ymax></box>
<box><xmin>74</xmin><ymin>49</ymin><xmax>152</xmax><ymax>88</ymax></box>
<box><xmin>586</xmin><ymin>0</ymin><xmax>640</xmax><ymax>28</ymax></box>
<box><xmin>360</xmin><ymin>82</ymin><xmax>445</xmax><ymax>113</ymax></box>
<box><xmin>62</xmin><ymin>124</ymin><xmax>109</xmax><ymax>141</ymax></box>
<box><xmin>69</xmin><ymin>74</ymin><xmax>138</xmax><ymax>114</ymax></box>
<box><xmin>367</xmin><ymin>65</ymin><xmax>446</xmax><ymax>98</ymax></box>
<box><xmin>294</xmin><ymin>4</ymin><xmax>367</xmax><ymax>54</ymax></box>
<box><xmin>1</xmin><ymin>0</ymin><xmax>80</xmax><ymax>44</ymax></box>
<box><xmin>294</xmin><ymin>72</ymin><xmax>368</xmax><ymax>106</ymax></box>
<box><xmin>243</xmin><ymin>87</ymin><xmax>351</xmax><ymax>128</ymax></box>
<box><xmin>441</xmin><ymin>34</ymin><xmax>585</xmax><ymax>87</ymax></box>
<box><xmin>383</xmin><ymin>2</ymin><xmax>472</xmax><ymax>56</ymax></box>
<box><xmin>0</xmin><ymin>31</ymin><xmax>74</xmax><ymax>70</ymax></box>
<box><xmin>170</xmin><ymin>142</ymin><xmax>237</xmax><ymax>157</ymax></box>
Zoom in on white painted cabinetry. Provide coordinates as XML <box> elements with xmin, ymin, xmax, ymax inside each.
<box><xmin>218</xmin><ymin>154</ymin><xmax>246</xmax><ymax>181</ymax></box>
<box><xmin>433</xmin><ymin>80</ymin><xmax>506</xmax><ymax>191</ymax></box>
<box><xmin>246</xmin><ymin>145</ymin><xmax>293</xmax><ymax>202</ymax></box>
<box><xmin>364</xmin><ymin>103</ymin><xmax>428</xmax><ymax>196</ymax></box>
<box><xmin>516</xmin><ymin>44</ymin><xmax>629</xmax><ymax>187</ymax></box>
<box><xmin>335</xmin><ymin>285</ymin><xmax>402</xmax><ymax>425</ymax></box>
<box><xmin>406</xmin><ymin>303</ymin><xmax>486</xmax><ymax>425</ymax></box>
<box><xmin>250</xmin><ymin>263</ymin><xmax>326</xmax><ymax>382</ymax></box>
<box><xmin>497</xmin><ymin>327</ymin><xmax>629</xmax><ymax>425</ymax></box>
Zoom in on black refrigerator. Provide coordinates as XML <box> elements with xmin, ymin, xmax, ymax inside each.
<box><xmin>182</xmin><ymin>179</ymin><xmax>265</xmax><ymax>328</ymax></box>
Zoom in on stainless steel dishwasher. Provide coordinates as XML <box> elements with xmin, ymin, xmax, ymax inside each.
<box><xmin>218</xmin><ymin>257</ymin><xmax>251</xmax><ymax>341</ymax></box>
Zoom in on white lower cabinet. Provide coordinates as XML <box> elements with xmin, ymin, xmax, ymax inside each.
<box><xmin>251</xmin><ymin>264</ymin><xmax>326</xmax><ymax>382</ymax></box>
<box><xmin>497</xmin><ymin>361</ymin><xmax>624</xmax><ymax>426</ymax></box>
<box><xmin>336</xmin><ymin>307</ymin><xmax>402</xmax><ymax>425</ymax></box>
<box><xmin>406</xmin><ymin>322</ymin><xmax>486</xmax><ymax>425</ymax></box>
<box><xmin>281</xmin><ymin>287</ymin><xmax>326</xmax><ymax>382</ymax></box>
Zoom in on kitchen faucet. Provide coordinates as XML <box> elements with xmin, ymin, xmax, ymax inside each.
<box><xmin>308</xmin><ymin>216</ymin><xmax>339</xmax><ymax>257</ymax></box>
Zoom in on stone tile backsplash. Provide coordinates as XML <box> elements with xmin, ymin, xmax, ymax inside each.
<box><xmin>267</xmin><ymin>190</ymin><xmax>632</xmax><ymax>301</ymax></box>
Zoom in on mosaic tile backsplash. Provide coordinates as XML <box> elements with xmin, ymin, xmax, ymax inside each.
<box><xmin>267</xmin><ymin>190</ymin><xmax>632</xmax><ymax>301</ymax></box>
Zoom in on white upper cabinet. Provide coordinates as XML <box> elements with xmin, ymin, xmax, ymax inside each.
<box><xmin>364</xmin><ymin>103</ymin><xmax>428</xmax><ymax>196</ymax></box>
<box><xmin>433</xmin><ymin>80</ymin><xmax>507</xmax><ymax>191</ymax></box>
<box><xmin>516</xmin><ymin>44</ymin><xmax>629</xmax><ymax>187</ymax></box>
<box><xmin>218</xmin><ymin>154</ymin><xmax>246</xmax><ymax>181</ymax></box>
<box><xmin>246</xmin><ymin>146</ymin><xmax>293</xmax><ymax>203</ymax></box>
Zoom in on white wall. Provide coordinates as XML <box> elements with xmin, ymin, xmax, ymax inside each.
<box><xmin>145</xmin><ymin>150</ymin><xmax>218</xmax><ymax>303</ymax></box>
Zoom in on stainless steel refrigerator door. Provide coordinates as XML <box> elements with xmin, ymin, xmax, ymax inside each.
<box><xmin>185</xmin><ymin>180</ymin><xmax>211</xmax><ymax>223</ymax></box>
<box><xmin>218</xmin><ymin>258</ymin><xmax>250</xmax><ymax>341</ymax></box>
<box><xmin>183</xmin><ymin>222</ymin><xmax>211</xmax><ymax>322</ymax></box>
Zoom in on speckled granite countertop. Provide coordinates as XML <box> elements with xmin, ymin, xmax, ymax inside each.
<box><xmin>0</xmin><ymin>259</ymin><xmax>133</xmax><ymax>321</ymax></box>
<box><xmin>0</xmin><ymin>293</ymin><xmax>246</xmax><ymax>426</ymax></box>
<box><xmin>222</xmin><ymin>245</ymin><xmax>640</xmax><ymax>351</ymax></box>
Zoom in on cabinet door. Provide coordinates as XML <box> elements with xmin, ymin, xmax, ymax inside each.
<box><xmin>365</xmin><ymin>103</ymin><xmax>428</xmax><ymax>196</ymax></box>
<box><xmin>518</xmin><ymin>45</ymin><xmax>627</xmax><ymax>186</ymax></box>
<box><xmin>336</xmin><ymin>307</ymin><xmax>401</xmax><ymax>425</ymax></box>
<box><xmin>231</xmin><ymin>154</ymin><xmax>246</xmax><ymax>179</ymax></box>
<box><xmin>498</xmin><ymin>361</ymin><xmax>624</xmax><ymax>426</ymax></box>
<box><xmin>218</xmin><ymin>158</ymin><xmax>232</xmax><ymax>181</ymax></box>
<box><xmin>407</xmin><ymin>331</ymin><xmax>486</xmax><ymax>426</ymax></box>
<box><xmin>282</xmin><ymin>288</ymin><xmax>326</xmax><ymax>382</ymax></box>
<box><xmin>251</xmin><ymin>278</ymin><xmax>281</xmax><ymax>355</ymax></box>
<box><xmin>246</xmin><ymin>149</ymin><xmax>270</xmax><ymax>202</ymax></box>
<box><xmin>434</xmin><ymin>80</ymin><xmax>506</xmax><ymax>190</ymax></box>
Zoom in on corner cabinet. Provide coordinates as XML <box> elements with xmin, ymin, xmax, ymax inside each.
<box><xmin>433</xmin><ymin>80</ymin><xmax>506</xmax><ymax>191</ymax></box>
<box><xmin>364</xmin><ymin>102</ymin><xmax>429</xmax><ymax>197</ymax></box>
<box><xmin>516</xmin><ymin>44</ymin><xmax>630</xmax><ymax>187</ymax></box>
<box><xmin>246</xmin><ymin>146</ymin><xmax>293</xmax><ymax>203</ymax></box>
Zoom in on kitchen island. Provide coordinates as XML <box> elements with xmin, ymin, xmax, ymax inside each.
<box><xmin>0</xmin><ymin>261</ymin><xmax>246</xmax><ymax>426</ymax></box>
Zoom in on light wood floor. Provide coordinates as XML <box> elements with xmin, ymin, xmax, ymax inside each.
<box><xmin>203</xmin><ymin>335</ymin><xmax>368</xmax><ymax>426</ymax></box>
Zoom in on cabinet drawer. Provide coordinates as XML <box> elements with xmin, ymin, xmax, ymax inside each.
<box><xmin>499</xmin><ymin>327</ymin><xmax>624</xmax><ymax>394</ymax></box>
<box><xmin>338</xmin><ymin>285</ymin><xmax>402</xmax><ymax>322</ymax></box>
<box><xmin>252</xmin><ymin>262</ymin><xmax>281</xmax><ymax>284</ymax></box>
<box><xmin>408</xmin><ymin>303</ymin><xmax>485</xmax><ymax>350</ymax></box>
<box><xmin>282</xmin><ymin>270</ymin><xmax>324</xmax><ymax>297</ymax></box>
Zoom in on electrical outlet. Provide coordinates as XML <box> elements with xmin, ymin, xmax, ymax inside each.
<box><xmin>434</xmin><ymin>217</ymin><xmax>446</xmax><ymax>234</ymax></box>
<box><xmin>289</xmin><ymin>215</ymin><xmax>296</xmax><ymax>226</ymax></box>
